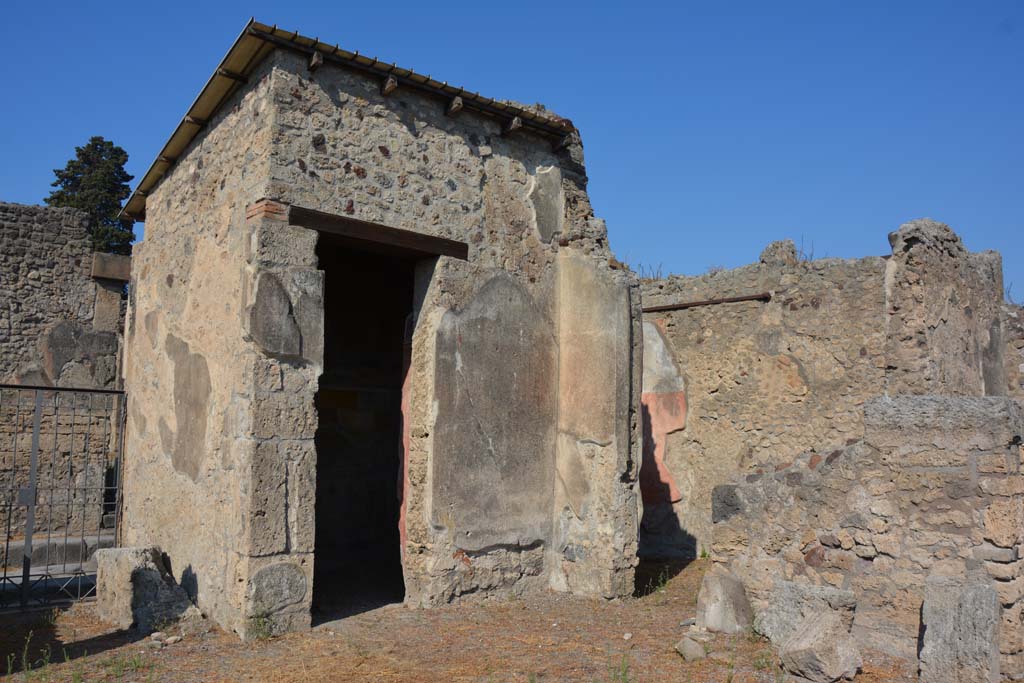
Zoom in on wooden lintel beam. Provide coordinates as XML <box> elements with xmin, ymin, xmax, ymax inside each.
<box><xmin>216</xmin><ymin>68</ymin><xmax>248</xmax><ymax>83</ymax></box>
<box><xmin>503</xmin><ymin>116</ymin><xmax>523</xmax><ymax>136</ymax></box>
<box><xmin>381</xmin><ymin>75</ymin><xmax>398</xmax><ymax>96</ymax></box>
<box><xmin>642</xmin><ymin>292</ymin><xmax>773</xmax><ymax>313</ymax></box>
<box><xmin>308</xmin><ymin>51</ymin><xmax>324</xmax><ymax>72</ymax></box>
<box><xmin>446</xmin><ymin>96</ymin><xmax>464</xmax><ymax>116</ymax></box>
<box><xmin>157</xmin><ymin>155</ymin><xmax>175</xmax><ymax>164</ymax></box>
<box><xmin>185</xmin><ymin>115</ymin><xmax>206</xmax><ymax>127</ymax></box>
<box><xmin>288</xmin><ymin>205</ymin><xmax>469</xmax><ymax>260</ymax></box>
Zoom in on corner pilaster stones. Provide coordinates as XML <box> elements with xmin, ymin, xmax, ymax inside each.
<box><xmin>551</xmin><ymin>248</ymin><xmax>640</xmax><ymax>597</ymax></box>
<box><xmin>240</xmin><ymin>199</ymin><xmax>323</xmax><ymax>636</ymax></box>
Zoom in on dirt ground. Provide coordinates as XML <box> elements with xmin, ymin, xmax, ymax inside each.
<box><xmin>0</xmin><ymin>560</ymin><xmax>914</xmax><ymax>682</ymax></box>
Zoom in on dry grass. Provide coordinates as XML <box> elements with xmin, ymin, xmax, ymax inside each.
<box><xmin>0</xmin><ymin>560</ymin><xmax>915</xmax><ymax>682</ymax></box>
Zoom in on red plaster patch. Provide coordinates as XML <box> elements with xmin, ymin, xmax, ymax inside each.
<box><xmin>639</xmin><ymin>391</ymin><xmax>687</xmax><ymax>505</ymax></box>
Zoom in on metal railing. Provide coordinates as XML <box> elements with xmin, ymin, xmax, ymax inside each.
<box><xmin>0</xmin><ymin>384</ymin><xmax>125</xmax><ymax>610</ymax></box>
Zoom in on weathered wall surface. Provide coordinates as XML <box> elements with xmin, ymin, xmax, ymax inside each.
<box><xmin>257</xmin><ymin>49</ymin><xmax>640</xmax><ymax>609</ymax></box>
<box><xmin>0</xmin><ymin>202</ymin><xmax>123</xmax><ymax>388</ymax></box>
<box><xmin>639</xmin><ymin>221</ymin><xmax>1007</xmax><ymax>557</ymax></box>
<box><xmin>1</xmin><ymin>203</ymin><xmax>128</xmax><ymax>542</ymax></box>
<box><xmin>709</xmin><ymin>396</ymin><xmax>1024</xmax><ymax>677</ymax></box>
<box><xmin>120</xmin><ymin>55</ymin><xmax>277</xmax><ymax>636</ymax></box>
<box><xmin>124</xmin><ymin>45</ymin><xmax>641</xmax><ymax>636</ymax></box>
<box><xmin>1006</xmin><ymin>302</ymin><xmax>1024</xmax><ymax>399</ymax></box>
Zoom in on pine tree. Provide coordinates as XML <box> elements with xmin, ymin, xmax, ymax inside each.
<box><xmin>45</xmin><ymin>136</ymin><xmax>135</xmax><ymax>255</ymax></box>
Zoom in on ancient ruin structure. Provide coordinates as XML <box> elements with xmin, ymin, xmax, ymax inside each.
<box><xmin>0</xmin><ymin>203</ymin><xmax>129</xmax><ymax>573</ymax></box>
<box><xmin>117</xmin><ymin>20</ymin><xmax>642</xmax><ymax>637</ymax></box>
<box><xmin>642</xmin><ymin>221</ymin><xmax>1024</xmax><ymax>679</ymax></box>
<box><xmin>0</xmin><ymin>16</ymin><xmax>1008</xmax><ymax>681</ymax></box>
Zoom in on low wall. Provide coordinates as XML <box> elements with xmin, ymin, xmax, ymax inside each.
<box><xmin>709</xmin><ymin>396</ymin><xmax>1024</xmax><ymax>676</ymax></box>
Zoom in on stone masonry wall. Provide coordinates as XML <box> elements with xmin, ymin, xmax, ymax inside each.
<box><xmin>1006</xmin><ymin>302</ymin><xmax>1024</xmax><ymax>399</ymax></box>
<box><xmin>120</xmin><ymin>55</ymin><xmax>277</xmax><ymax>635</ymax></box>
<box><xmin>124</xmin><ymin>45</ymin><xmax>641</xmax><ymax>637</ymax></box>
<box><xmin>638</xmin><ymin>221</ymin><xmax>1006</xmax><ymax>558</ymax></box>
<box><xmin>258</xmin><ymin>49</ymin><xmax>641</xmax><ymax>610</ymax></box>
<box><xmin>1</xmin><ymin>203</ymin><xmax>126</xmax><ymax>542</ymax></box>
<box><xmin>0</xmin><ymin>202</ymin><xmax>122</xmax><ymax>388</ymax></box>
<box><xmin>709</xmin><ymin>396</ymin><xmax>1024</xmax><ymax>677</ymax></box>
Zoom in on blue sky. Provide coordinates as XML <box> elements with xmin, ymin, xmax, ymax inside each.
<box><xmin>1</xmin><ymin>1</ymin><xmax>1021</xmax><ymax>295</ymax></box>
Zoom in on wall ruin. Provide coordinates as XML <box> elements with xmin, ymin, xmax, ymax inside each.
<box><xmin>0</xmin><ymin>202</ymin><xmax>126</xmax><ymax>388</ymax></box>
<box><xmin>709</xmin><ymin>396</ymin><xmax>1024</xmax><ymax>677</ymax></box>
<box><xmin>0</xmin><ymin>203</ymin><xmax>129</xmax><ymax>548</ymax></box>
<box><xmin>638</xmin><ymin>220</ymin><xmax>1007</xmax><ymax>558</ymax></box>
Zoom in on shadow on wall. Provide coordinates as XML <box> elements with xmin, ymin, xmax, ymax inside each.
<box><xmin>635</xmin><ymin>402</ymin><xmax>696</xmax><ymax>594</ymax></box>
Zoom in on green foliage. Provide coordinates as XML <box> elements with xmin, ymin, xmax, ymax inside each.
<box><xmin>248</xmin><ymin>613</ymin><xmax>274</xmax><ymax>640</ymax></box>
<box><xmin>45</xmin><ymin>136</ymin><xmax>134</xmax><ymax>255</ymax></box>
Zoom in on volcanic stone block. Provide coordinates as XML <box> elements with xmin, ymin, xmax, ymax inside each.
<box><xmin>697</xmin><ymin>565</ymin><xmax>753</xmax><ymax>634</ymax></box>
<box><xmin>95</xmin><ymin>546</ymin><xmax>200</xmax><ymax>633</ymax></box>
<box><xmin>754</xmin><ymin>580</ymin><xmax>857</xmax><ymax>645</ymax></box>
<box><xmin>919</xmin><ymin>576</ymin><xmax>1000</xmax><ymax>683</ymax></box>
<box><xmin>779</xmin><ymin>610</ymin><xmax>862</xmax><ymax>682</ymax></box>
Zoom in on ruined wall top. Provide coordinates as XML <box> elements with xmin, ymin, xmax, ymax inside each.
<box><xmin>0</xmin><ymin>202</ymin><xmax>124</xmax><ymax>388</ymax></box>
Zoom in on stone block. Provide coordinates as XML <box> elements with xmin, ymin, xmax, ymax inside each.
<box><xmin>675</xmin><ymin>635</ymin><xmax>706</xmax><ymax>661</ymax></box>
<box><xmin>95</xmin><ymin>547</ymin><xmax>201</xmax><ymax>633</ymax></box>
<box><xmin>91</xmin><ymin>252</ymin><xmax>132</xmax><ymax>282</ymax></box>
<box><xmin>919</xmin><ymin>576</ymin><xmax>1000</xmax><ymax>683</ymax></box>
<box><xmin>696</xmin><ymin>565</ymin><xmax>753</xmax><ymax>634</ymax></box>
<box><xmin>779</xmin><ymin>610</ymin><xmax>861</xmax><ymax>683</ymax></box>
<box><xmin>754</xmin><ymin>580</ymin><xmax>857</xmax><ymax>645</ymax></box>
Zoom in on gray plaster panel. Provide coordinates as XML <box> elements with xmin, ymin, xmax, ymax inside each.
<box><xmin>432</xmin><ymin>273</ymin><xmax>557</xmax><ymax>551</ymax></box>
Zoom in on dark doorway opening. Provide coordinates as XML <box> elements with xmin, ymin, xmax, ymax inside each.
<box><xmin>312</xmin><ymin>232</ymin><xmax>416</xmax><ymax>621</ymax></box>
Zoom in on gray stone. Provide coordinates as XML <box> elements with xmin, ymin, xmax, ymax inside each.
<box><xmin>919</xmin><ymin>576</ymin><xmax>1000</xmax><ymax>683</ymax></box>
<box><xmin>760</xmin><ymin>239</ymin><xmax>798</xmax><ymax>266</ymax></box>
<box><xmin>755</xmin><ymin>581</ymin><xmax>857</xmax><ymax>645</ymax></box>
<box><xmin>529</xmin><ymin>165</ymin><xmax>564</xmax><ymax>242</ymax></box>
<box><xmin>247</xmin><ymin>561</ymin><xmax>308</xmax><ymax>616</ymax></box>
<box><xmin>711</xmin><ymin>485</ymin><xmax>743</xmax><ymax>523</ymax></box>
<box><xmin>95</xmin><ymin>546</ymin><xmax>201</xmax><ymax>633</ymax></box>
<box><xmin>675</xmin><ymin>636</ymin><xmax>706</xmax><ymax>661</ymax></box>
<box><xmin>779</xmin><ymin>611</ymin><xmax>861</xmax><ymax>683</ymax></box>
<box><xmin>249</xmin><ymin>271</ymin><xmax>301</xmax><ymax>357</ymax></box>
<box><xmin>696</xmin><ymin>565</ymin><xmax>753</xmax><ymax>634</ymax></box>
<box><xmin>973</xmin><ymin>544</ymin><xmax>1018</xmax><ymax>564</ymax></box>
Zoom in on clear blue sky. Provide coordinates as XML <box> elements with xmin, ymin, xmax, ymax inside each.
<box><xmin>1</xmin><ymin>1</ymin><xmax>1021</xmax><ymax>295</ymax></box>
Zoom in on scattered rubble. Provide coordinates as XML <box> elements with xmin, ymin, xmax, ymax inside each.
<box><xmin>754</xmin><ymin>581</ymin><xmax>856</xmax><ymax>645</ymax></box>
<box><xmin>778</xmin><ymin>610</ymin><xmax>861</xmax><ymax>683</ymax></box>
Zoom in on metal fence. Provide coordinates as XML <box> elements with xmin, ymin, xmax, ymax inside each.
<box><xmin>0</xmin><ymin>384</ymin><xmax>125</xmax><ymax>610</ymax></box>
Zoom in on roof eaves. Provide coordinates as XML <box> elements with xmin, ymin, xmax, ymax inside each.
<box><xmin>122</xmin><ymin>19</ymin><xmax>577</xmax><ymax>222</ymax></box>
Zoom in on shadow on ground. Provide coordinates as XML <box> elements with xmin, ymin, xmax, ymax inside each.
<box><xmin>0</xmin><ymin>604</ymin><xmax>139</xmax><ymax>675</ymax></box>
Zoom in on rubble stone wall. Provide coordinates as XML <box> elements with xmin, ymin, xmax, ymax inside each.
<box><xmin>1</xmin><ymin>203</ymin><xmax>127</xmax><ymax>543</ymax></box>
<box><xmin>639</xmin><ymin>222</ymin><xmax>1007</xmax><ymax>558</ymax></box>
<box><xmin>709</xmin><ymin>396</ymin><xmax>1024</xmax><ymax>676</ymax></box>
<box><xmin>123</xmin><ymin>47</ymin><xmax>641</xmax><ymax>637</ymax></box>
<box><xmin>120</xmin><ymin>55</ymin><xmax>278</xmax><ymax>635</ymax></box>
<box><xmin>1006</xmin><ymin>302</ymin><xmax>1024</xmax><ymax>399</ymax></box>
<box><xmin>0</xmin><ymin>202</ymin><xmax>122</xmax><ymax>388</ymax></box>
<box><xmin>260</xmin><ymin>49</ymin><xmax>641</xmax><ymax>609</ymax></box>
